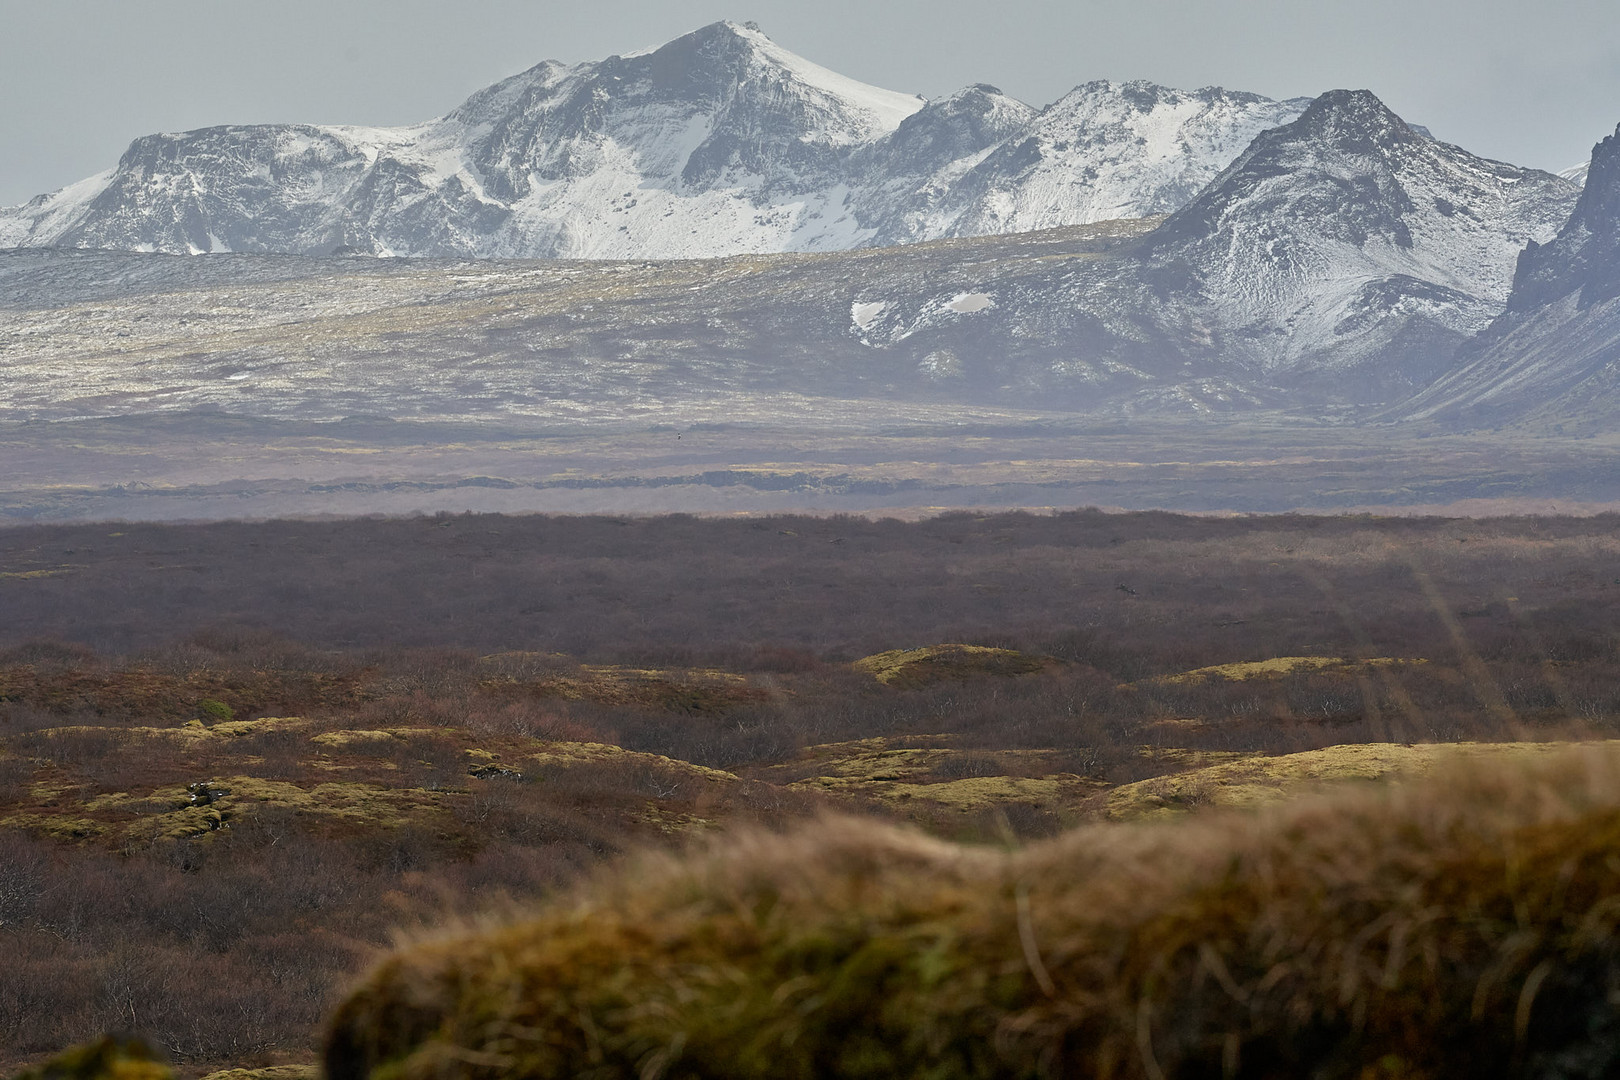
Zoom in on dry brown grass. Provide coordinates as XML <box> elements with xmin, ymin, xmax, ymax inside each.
<box><xmin>327</xmin><ymin>744</ymin><xmax>1620</xmax><ymax>1080</ymax></box>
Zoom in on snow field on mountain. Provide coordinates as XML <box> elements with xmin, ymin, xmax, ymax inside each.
<box><xmin>0</xmin><ymin>23</ymin><xmax>1314</xmax><ymax>260</ymax></box>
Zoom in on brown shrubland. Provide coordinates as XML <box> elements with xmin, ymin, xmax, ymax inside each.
<box><xmin>2</xmin><ymin>510</ymin><xmax>1620</xmax><ymax>1073</ymax></box>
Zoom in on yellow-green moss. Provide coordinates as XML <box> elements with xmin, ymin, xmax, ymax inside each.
<box><xmin>881</xmin><ymin>774</ymin><xmax>1094</xmax><ymax>812</ymax></box>
<box><xmin>196</xmin><ymin>1067</ymin><xmax>317</xmax><ymax>1080</ymax></box>
<box><xmin>1144</xmin><ymin>655</ymin><xmax>1425</xmax><ymax>685</ymax></box>
<box><xmin>0</xmin><ymin>811</ymin><xmax>105</xmax><ymax>841</ymax></box>
<box><xmin>79</xmin><ymin>775</ymin><xmax>450</xmax><ymax>838</ymax></box>
<box><xmin>0</xmin><ymin>723</ymin><xmax>743</xmax><ymax>847</ymax></box>
<box><xmin>13</xmin><ymin>717</ymin><xmax>314</xmax><ymax>747</ymax></box>
<box><xmin>524</xmin><ymin>741</ymin><xmax>739</xmax><ymax>784</ymax></box>
<box><xmin>769</xmin><ymin>738</ymin><xmax>1104</xmax><ymax>813</ymax></box>
<box><xmin>209</xmin><ymin>716</ymin><xmax>312</xmax><ymax>738</ymax></box>
<box><xmin>310</xmin><ymin>728</ymin><xmax>433</xmax><ymax>748</ymax></box>
<box><xmin>1107</xmin><ymin>739</ymin><xmax>1589</xmax><ymax>820</ymax></box>
<box><xmin>478</xmin><ymin>655</ymin><xmax>763</xmax><ymax>711</ymax></box>
<box><xmin>853</xmin><ymin>645</ymin><xmax>1049</xmax><ymax>687</ymax></box>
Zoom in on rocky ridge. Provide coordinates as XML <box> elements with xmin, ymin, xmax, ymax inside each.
<box><xmin>1397</xmin><ymin>124</ymin><xmax>1620</xmax><ymax>426</ymax></box>
<box><xmin>0</xmin><ymin>22</ymin><xmax>1310</xmax><ymax>258</ymax></box>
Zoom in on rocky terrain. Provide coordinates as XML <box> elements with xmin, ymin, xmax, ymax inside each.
<box><xmin>1397</xmin><ymin>123</ymin><xmax>1620</xmax><ymax>429</ymax></box>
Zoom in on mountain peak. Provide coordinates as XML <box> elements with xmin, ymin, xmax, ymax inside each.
<box><xmin>1507</xmin><ymin>123</ymin><xmax>1620</xmax><ymax>311</ymax></box>
<box><xmin>857</xmin><ymin>82</ymin><xmax>1035</xmax><ymax>184</ymax></box>
<box><xmin>619</xmin><ymin>21</ymin><xmax>922</xmax><ymax>129</ymax></box>
<box><xmin>1575</xmin><ymin>124</ymin><xmax>1620</xmax><ymax>230</ymax></box>
<box><xmin>1144</xmin><ymin>86</ymin><xmax>1577</xmax><ymax>385</ymax></box>
<box><xmin>1398</xmin><ymin>122</ymin><xmax>1620</xmax><ymax>426</ymax></box>
<box><xmin>637</xmin><ymin>18</ymin><xmax>774</xmax><ymax>58</ymax></box>
<box><xmin>1155</xmin><ymin>87</ymin><xmax>1539</xmax><ymax>253</ymax></box>
<box><xmin>1286</xmin><ymin>89</ymin><xmax>1424</xmax><ymax>153</ymax></box>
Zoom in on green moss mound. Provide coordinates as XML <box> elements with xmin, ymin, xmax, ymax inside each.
<box><xmin>9</xmin><ymin>1037</ymin><xmax>171</xmax><ymax>1080</ymax></box>
<box><xmin>326</xmin><ymin>744</ymin><xmax>1620</xmax><ymax>1080</ymax></box>
<box><xmin>197</xmin><ymin>698</ymin><xmax>235</xmax><ymax>722</ymax></box>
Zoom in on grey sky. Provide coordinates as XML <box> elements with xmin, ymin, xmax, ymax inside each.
<box><xmin>2</xmin><ymin>0</ymin><xmax>1617</xmax><ymax>207</ymax></box>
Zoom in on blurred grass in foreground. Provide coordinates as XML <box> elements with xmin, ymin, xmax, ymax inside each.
<box><xmin>328</xmin><ymin>744</ymin><xmax>1620</xmax><ymax>1080</ymax></box>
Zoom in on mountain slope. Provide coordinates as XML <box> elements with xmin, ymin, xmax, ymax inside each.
<box><xmin>839</xmin><ymin>90</ymin><xmax>1578</xmax><ymax>413</ymax></box>
<box><xmin>1133</xmin><ymin>90</ymin><xmax>1578</xmax><ymax>400</ymax></box>
<box><xmin>866</xmin><ymin>82</ymin><xmax>1309</xmax><ymax>245</ymax></box>
<box><xmin>0</xmin><ymin>23</ymin><xmax>1309</xmax><ymax>259</ymax></box>
<box><xmin>1398</xmin><ymin>124</ymin><xmax>1620</xmax><ymax>427</ymax></box>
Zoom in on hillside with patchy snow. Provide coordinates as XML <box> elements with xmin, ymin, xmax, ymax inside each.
<box><xmin>0</xmin><ymin>90</ymin><xmax>1581</xmax><ymax>431</ymax></box>
<box><xmin>1134</xmin><ymin>90</ymin><xmax>1578</xmax><ymax>399</ymax></box>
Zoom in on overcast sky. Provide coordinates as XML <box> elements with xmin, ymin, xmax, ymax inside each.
<box><xmin>2</xmin><ymin>0</ymin><xmax>1617</xmax><ymax>206</ymax></box>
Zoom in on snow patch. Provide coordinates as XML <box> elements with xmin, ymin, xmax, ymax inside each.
<box><xmin>735</xmin><ymin>23</ymin><xmax>923</xmax><ymax>134</ymax></box>
<box><xmin>918</xmin><ymin>351</ymin><xmax>963</xmax><ymax>378</ymax></box>
<box><xmin>947</xmin><ymin>291</ymin><xmax>993</xmax><ymax>313</ymax></box>
<box><xmin>851</xmin><ymin>301</ymin><xmax>887</xmax><ymax>329</ymax></box>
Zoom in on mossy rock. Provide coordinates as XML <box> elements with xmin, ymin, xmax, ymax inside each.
<box><xmin>1107</xmin><ymin>739</ymin><xmax>1591</xmax><ymax>820</ymax></box>
<box><xmin>1</xmin><ymin>811</ymin><xmax>106</xmax><ymax>841</ymax></box>
<box><xmin>768</xmin><ymin>738</ymin><xmax>1104</xmax><ymax>815</ymax></box>
<box><xmin>853</xmin><ymin>645</ymin><xmax>1049</xmax><ymax>688</ymax></box>
<box><xmin>196</xmin><ymin>1067</ymin><xmax>317</xmax><ymax>1080</ymax></box>
<box><xmin>480</xmin><ymin>657</ymin><xmax>766</xmax><ymax>712</ymax></box>
<box><xmin>81</xmin><ymin>774</ymin><xmax>453</xmax><ymax>839</ymax></box>
<box><xmin>1142</xmin><ymin>655</ymin><xmax>1425</xmax><ymax>686</ymax></box>
<box><xmin>10</xmin><ymin>1036</ymin><xmax>172</xmax><ymax>1080</ymax></box>
<box><xmin>309</xmin><ymin>728</ymin><xmax>429</xmax><ymax>748</ymax></box>
<box><xmin>523</xmin><ymin>741</ymin><xmax>739</xmax><ymax>784</ymax></box>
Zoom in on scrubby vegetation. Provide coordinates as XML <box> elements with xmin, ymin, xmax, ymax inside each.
<box><xmin>3</xmin><ymin>509</ymin><xmax>1620</xmax><ymax>1075</ymax></box>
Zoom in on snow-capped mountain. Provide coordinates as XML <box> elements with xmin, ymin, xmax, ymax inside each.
<box><xmin>1398</xmin><ymin>125</ymin><xmax>1620</xmax><ymax>426</ymax></box>
<box><xmin>839</xmin><ymin>90</ymin><xmax>1577</xmax><ymax>412</ymax></box>
<box><xmin>860</xmin><ymin>82</ymin><xmax>1309</xmax><ymax>246</ymax></box>
<box><xmin>0</xmin><ymin>22</ymin><xmax>1598</xmax><ymax>432</ymax></box>
<box><xmin>2</xmin><ymin>93</ymin><xmax>1585</xmax><ymax>429</ymax></box>
<box><xmin>0</xmin><ymin>22</ymin><xmax>1311</xmax><ymax>258</ymax></box>
<box><xmin>1128</xmin><ymin>90</ymin><xmax>1578</xmax><ymax>399</ymax></box>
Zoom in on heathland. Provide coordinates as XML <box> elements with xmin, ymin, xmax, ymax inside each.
<box><xmin>3</xmin><ymin>509</ymin><xmax>1620</xmax><ymax>1076</ymax></box>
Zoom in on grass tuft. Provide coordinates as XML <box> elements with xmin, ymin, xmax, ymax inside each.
<box><xmin>8</xmin><ymin>1037</ymin><xmax>171</xmax><ymax>1080</ymax></box>
<box><xmin>326</xmin><ymin>744</ymin><xmax>1620</xmax><ymax>1080</ymax></box>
